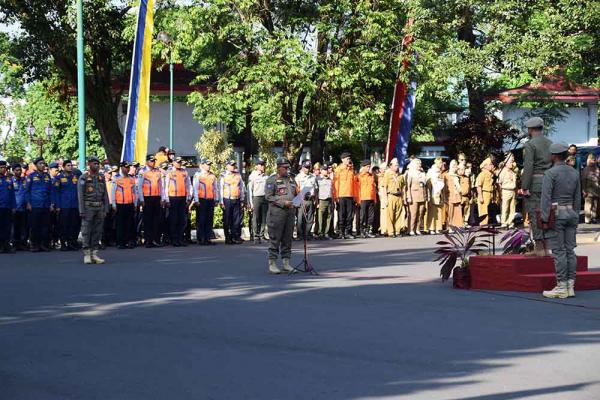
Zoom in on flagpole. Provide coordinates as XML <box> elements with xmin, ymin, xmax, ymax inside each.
<box><xmin>76</xmin><ymin>0</ymin><xmax>86</xmax><ymax>164</ymax></box>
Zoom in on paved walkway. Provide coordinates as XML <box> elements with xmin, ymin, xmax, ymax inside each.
<box><xmin>1</xmin><ymin>234</ymin><xmax>599</xmax><ymax>399</ymax></box>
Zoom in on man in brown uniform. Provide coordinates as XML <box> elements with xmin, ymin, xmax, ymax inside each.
<box><xmin>476</xmin><ymin>158</ymin><xmax>495</xmax><ymax>225</ymax></box>
<box><xmin>581</xmin><ymin>154</ymin><xmax>600</xmax><ymax>223</ymax></box>
<box><xmin>383</xmin><ymin>158</ymin><xmax>405</xmax><ymax>237</ymax></box>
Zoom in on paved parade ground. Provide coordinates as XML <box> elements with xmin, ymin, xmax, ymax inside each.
<box><xmin>1</xmin><ymin>234</ymin><xmax>600</xmax><ymax>400</ymax></box>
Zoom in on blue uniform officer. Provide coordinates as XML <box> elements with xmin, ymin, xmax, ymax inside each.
<box><xmin>25</xmin><ymin>157</ymin><xmax>54</xmax><ymax>252</ymax></box>
<box><xmin>0</xmin><ymin>160</ymin><xmax>16</xmax><ymax>253</ymax></box>
<box><xmin>11</xmin><ymin>163</ymin><xmax>29</xmax><ymax>250</ymax></box>
<box><xmin>52</xmin><ymin>160</ymin><xmax>81</xmax><ymax>251</ymax></box>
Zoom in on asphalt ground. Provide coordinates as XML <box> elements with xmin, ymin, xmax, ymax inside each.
<box><xmin>1</xmin><ymin>232</ymin><xmax>600</xmax><ymax>400</ymax></box>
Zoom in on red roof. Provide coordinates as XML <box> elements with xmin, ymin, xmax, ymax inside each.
<box><xmin>496</xmin><ymin>75</ymin><xmax>599</xmax><ymax>103</ymax></box>
<box><xmin>112</xmin><ymin>63</ymin><xmax>209</xmax><ymax>96</ymax></box>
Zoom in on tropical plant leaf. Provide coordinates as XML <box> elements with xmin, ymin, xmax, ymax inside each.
<box><xmin>440</xmin><ymin>254</ymin><xmax>458</xmax><ymax>281</ymax></box>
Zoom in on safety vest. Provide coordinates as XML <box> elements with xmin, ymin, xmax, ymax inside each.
<box><xmin>222</xmin><ymin>173</ymin><xmax>241</xmax><ymax>199</ymax></box>
<box><xmin>114</xmin><ymin>175</ymin><xmax>136</xmax><ymax>204</ymax></box>
<box><xmin>168</xmin><ymin>169</ymin><xmax>188</xmax><ymax>197</ymax></box>
<box><xmin>142</xmin><ymin>168</ymin><xmax>162</xmax><ymax>197</ymax></box>
<box><xmin>196</xmin><ymin>173</ymin><xmax>216</xmax><ymax>200</ymax></box>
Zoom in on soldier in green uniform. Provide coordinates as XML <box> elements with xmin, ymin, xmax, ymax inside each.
<box><xmin>518</xmin><ymin>117</ymin><xmax>553</xmax><ymax>256</ymax></box>
<box><xmin>78</xmin><ymin>156</ymin><xmax>110</xmax><ymax>264</ymax></box>
<box><xmin>265</xmin><ymin>158</ymin><xmax>297</xmax><ymax>274</ymax></box>
<box><xmin>541</xmin><ymin>143</ymin><xmax>581</xmax><ymax>299</ymax></box>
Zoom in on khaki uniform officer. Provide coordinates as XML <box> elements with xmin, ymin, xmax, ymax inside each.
<box><xmin>498</xmin><ymin>154</ymin><xmax>518</xmax><ymax>228</ymax></box>
<box><xmin>265</xmin><ymin>158</ymin><xmax>297</xmax><ymax>274</ymax></box>
<box><xmin>519</xmin><ymin>116</ymin><xmax>552</xmax><ymax>256</ymax></box>
<box><xmin>78</xmin><ymin>156</ymin><xmax>110</xmax><ymax>264</ymax></box>
<box><xmin>581</xmin><ymin>154</ymin><xmax>600</xmax><ymax>223</ymax></box>
<box><xmin>382</xmin><ymin>158</ymin><xmax>405</xmax><ymax>237</ymax></box>
<box><xmin>541</xmin><ymin>143</ymin><xmax>581</xmax><ymax>299</ymax></box>
<box><xmin>476</xmin><ymin>158</ymin><xmax>495</xmax><ymax>225</ymax></box>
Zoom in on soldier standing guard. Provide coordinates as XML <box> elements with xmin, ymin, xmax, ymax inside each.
<box><xmin>247</xmin><ymin>159</ymin><xmax>268</xmax><ymax>244</ymax></box>
<box><xmin>78</xmin><ymin>156</ymin><xmax>110</xmax><ymax>264</ymax></box>
<box><xmin>265</xmin><ymin>158</ymin><xmax>297</xmax><ymax>274</ymax></box>
<box><xmin>519</xmin><ymin>117</ymin><xmax>552</xmax><ymax>256</ymax></box>
<box><xmin>541</xmin><ymin>143</ymin><xmax>581</xmax><ymax>299</ymax></box>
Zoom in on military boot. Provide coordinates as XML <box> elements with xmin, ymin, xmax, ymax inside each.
<box><xmin>268</xmin><ymin>259</ymin><xmax>281</xmax><ymax>274</ymax></box>
<box><xmin>282</xmin><ymin>258</ymin><xmax>293</xmax><ymax>272</ymax></box>
<box><xmin>542</xmin><ymin>282</ymin><xmax>568</xmax><ymax>299</ymax></box>
<box><xmin>91</xmin><ymin>250</ymin><xmax>105</xmax><ymax>264</ymax></box>
<box><xmin>83</xmin><ymin>249</ymin><xmax>93</xmax><ymax>264</ymax></box>
<box><xmin>567</xmin><ymin>279</ymin><xmax>576</xmax><ymax>298</ymax></box>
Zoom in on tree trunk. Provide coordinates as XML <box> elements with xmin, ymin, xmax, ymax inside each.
<box><xmin>310</xmin><ymin>127</ymin><xmax>326</xmax><ymax>163</ymax></box>
<box><xmin>458</xmin><ymin>7</ymin><xmax>486</xmax><ymax>129</ymax></box>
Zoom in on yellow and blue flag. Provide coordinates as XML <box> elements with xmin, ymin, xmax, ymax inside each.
<box><xmin>121</xmin><ymin>0</ymin><xmax>154</xmax><ymax>163</ymax></box>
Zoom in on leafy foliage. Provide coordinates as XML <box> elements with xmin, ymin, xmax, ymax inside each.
<box><xmin>434</xmin><ymin>226</ymin><xmax>494</xmax><ymax>282</ymax></box>
<box><xmin>5</xmin><ymin>80</ymin><xmax>106</xmax><ymax>163</ymax></box>
<box><xmin>501</xmin><ymin>228</ymin><xmax>532</xmax><ymax>255</ymax></box>
<box><xmin>194</xmin><ymin>129</ymin><xmax>233</xmax><ymax>175</ymax></box>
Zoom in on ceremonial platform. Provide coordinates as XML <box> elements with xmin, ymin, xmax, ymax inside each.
<box><xmin>469</xmin><ymin>255</ymin><xmax>600</xmax><ymax>292</ymax></box>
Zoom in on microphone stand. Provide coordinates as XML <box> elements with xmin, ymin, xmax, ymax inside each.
<box><xmin>291</xmin><ymin>198</ymin><xmax>319</xmax><ymax>276</ymax></box>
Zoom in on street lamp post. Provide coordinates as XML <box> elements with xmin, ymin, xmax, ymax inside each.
<box><xmin>27</xmin><ymin>121</ymin><xmax>53</xmax><ymax>158</ymax></box>
<box><xmin>76</xmin><ymin>0</ymin><xmax>86</xmax><ymax>164</ymax></box>
<box><xmin>157</xmin><ymin>31</ymin><xmax>174</xmax><ymax>149</ymax></box>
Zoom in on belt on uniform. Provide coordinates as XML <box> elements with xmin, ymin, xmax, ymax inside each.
<box><xmin>557</xmin><ymin>205</ymin><xmax>573</xmax><ymax>210</ymax></box>
<box><xmin>85</xmin><ymin>201</ymin><xmax>102</xmax><ymax>207</ymax></box>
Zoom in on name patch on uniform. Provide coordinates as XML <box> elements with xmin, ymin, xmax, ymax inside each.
<box><xmin>60</xmin><ymin>178</ymin><xmax>68</xmax><ymax>183</ymax></box>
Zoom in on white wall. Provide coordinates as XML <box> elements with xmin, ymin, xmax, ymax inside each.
<box><xmin>118</xmin><ymin>101</ymin><xmax>206</xmax><ymax>157</ymax></box>
<box><xmin>502</xmin><ymin>104</ymin><xmax>598</xmax><ymax>146</ymax></box>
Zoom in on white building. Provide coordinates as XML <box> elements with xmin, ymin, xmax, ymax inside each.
<box><xmin>497</xmin><ymin>76</ymin><xmax>599</xmax><ymax>146</ymax></box>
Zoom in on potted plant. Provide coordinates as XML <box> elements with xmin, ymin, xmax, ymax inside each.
<box><xmin>435</xmin><ymin>226</ymin><xmax>494</xmax><ymax>289</ymax></box>
<box><xmin>501</xmin><ymin>227</ymin><xmax>532</xmax><ymax>254</ymax></box>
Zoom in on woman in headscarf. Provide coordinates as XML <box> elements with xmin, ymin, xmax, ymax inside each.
<box><xmin>445</xmin><ymin>160</ymin><xmax>463</xmax><ymax>232</ymax></box>
<box><xmin>426</xmin><ymin>157</ymin><xmax>445</xmax><ymax>234</ymax></box>
<box><xmin>405</xmin><ymin>158</ymin><xmax>426</xmax><ymax>235</ymax></box>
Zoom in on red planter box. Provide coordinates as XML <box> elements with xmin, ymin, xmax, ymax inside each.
<box><xmin>469</xmin><ymin>255</ymin><xmax>600</xmax><ymax>292</ymax></box>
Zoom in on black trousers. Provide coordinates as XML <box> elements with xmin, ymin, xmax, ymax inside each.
<box><xmin>59</xmin><ymin>208</ymin><xmax>81</xmax><ymax>244</ymax></box>
<box><xmin>50</xmin><ymin>210</ymin><xmax>60</xmax><ymax>244</ymax></box>
<box><xmin>296</xmin><ymin>199</ymin><xmax>315</xmax><ymax>239</ymax></box>
<box><xmin>13</xmin><ymin>210</ymin><xmax>28</xmax><ymax>246</ymax></box>
<box><xmin>196</xmin><ymin>199</ymin><xmax>215</xmax><ymax>243</ymax></box>
<box><xmin>29</xmin><ymin>208</ymin><xmax>50</xmax><ymax>246</ymax></box>
<box><xmin>252</xmin><ymin>196</ymin><xmax>268</xmax><ymax>239</ymax></box>
<box><xmin>168</xmin><ymin>197</ymin><xmax>187</xmax><ymax>244</ymax></box>
<box><xmin>143</xmin><ymin>196</ymin><xmax>161</xmax><ymax>244</ymax></box>
<box><xmin>102</xmin><ymin>209</ymin><xmax>116</xmax><ymax>246</ymax></box>
<box><xmin>116</xmin><ymin>203</ymin><xmax>135</xmax><ymax>246</ymax></box>
<box><xmin>360</xmin><ymin>200</ymin><xmax>375</xmax><ymax>230</ymax></box>
<box><xmin>223</xmin><ymin>198</ymin><xmax>242</xmax><ymax>241</ymax></box>
<box><xmin>0</xmin><ymin>208</ymin><xmax>11</xmax><ymax>242</ymax></box>
<box><xmin>339</xmin><ymin>197</ymin><xmax>355</xmax><ymax>234</ymax></box>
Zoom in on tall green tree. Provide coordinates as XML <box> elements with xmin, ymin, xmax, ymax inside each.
<box><xmin>0</xmin><ymin>0</ymin><xmax>133</xmax><ymax>162</ymax></box>
<box><xmin>164</xmin><ymin>0</ymin><xmax>407</xmax><ymax>167</ymax></box>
